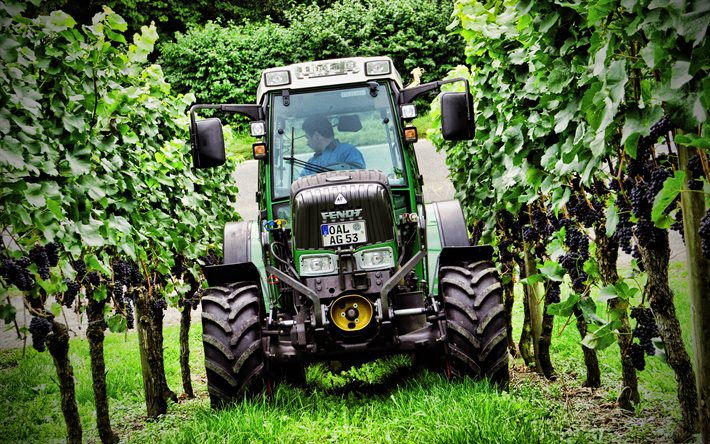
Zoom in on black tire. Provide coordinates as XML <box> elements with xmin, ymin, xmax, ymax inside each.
<box><xmin>440</xmin><ymin>260</ymin><xmax>509</xmax><ymax>386</ymax></box>
<box><xmin>201</xmin><ymin>282</ymin><xmax>265</xmax><ymax>407</ymax></box>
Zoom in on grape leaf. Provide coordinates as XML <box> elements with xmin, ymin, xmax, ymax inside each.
<box><xmin>651</xmin><ymin>170</ymin><xmax>685</xmax><ymax>228</ymax></box>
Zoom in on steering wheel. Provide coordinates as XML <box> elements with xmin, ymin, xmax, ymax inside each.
<box><xmin>324</xmin><ymin>161</ymin><xmax>364</xmax><ymax>171</ymax></box>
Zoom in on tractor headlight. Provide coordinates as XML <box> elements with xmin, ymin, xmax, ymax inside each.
<box><xmin>356</xmin><ymin>247</ymin><xmax>395</xmax><ymax>271</ymax></box>
<box><xmin>365</xmin><ymin>60</ymin><xmax>391</xmax><ymax>76</ymax></box>
<box><xmin>264</xmin><ymin>70</ymin><xmax>291</xmax><ymax>87</ymax></box>
<box><xmin>300</xmin><ymin>254</ymin><xmax>337</xmax><ymax>276</ymax></box>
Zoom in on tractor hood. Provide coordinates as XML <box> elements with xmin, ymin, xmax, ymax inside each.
<box><xmin>291</xmin><ymin>170</ymin><xmax>395</xmax><ymax>251</ymax></box>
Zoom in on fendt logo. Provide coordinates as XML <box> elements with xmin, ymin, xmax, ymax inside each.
<box><xmin>321</xmin><ymin>209</ymin><xmax>363</xmax><ymax>221</ymax></box>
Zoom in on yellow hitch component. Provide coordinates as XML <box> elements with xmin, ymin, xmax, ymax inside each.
<box><xmin>330</xmin><ymin>294</ymin><xmax>373</xmax><ymax>332</ymax></box>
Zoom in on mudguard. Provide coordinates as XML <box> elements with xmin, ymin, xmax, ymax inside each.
<box><xmin>204</xmin><ymin>221</ymin><xmax>268</xmax><ymax>310</ymax></box>
<box><xmin>425</xmin><ymin>200</ymin><xmax>494</xmax><ymax>296</ymax></box>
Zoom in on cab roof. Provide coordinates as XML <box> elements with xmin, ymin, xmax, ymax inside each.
<box><xmin>256</xmin><ymin>56</ymin><xmax>403</xmax><ymax>103</ymax></box>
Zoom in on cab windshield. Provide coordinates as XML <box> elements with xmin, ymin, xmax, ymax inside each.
<box><xmin>270</xmin><ymin>84</ymin><xmax>405</xmax><ymax>199</ymax></box>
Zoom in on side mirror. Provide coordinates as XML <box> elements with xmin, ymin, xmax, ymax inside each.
<box><xmin>191</xmin><ymin>118</ymin><xmax>226</xmax><ymax>168</ymax></box>
<box><xmin>440</xmin><ymin>92</ymin><xmax>474</xmax><ymax>140</ymax></box>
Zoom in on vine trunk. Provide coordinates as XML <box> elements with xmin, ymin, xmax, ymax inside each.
<box><xmin>638</xmin><ymin>233</ymin><xmax>699</xmax><ymax>441</ymax></box>
<box><xmin>47</xmin><ymin>320</ymin><xmax>82</xmax><ymax>444</ymax></box>
<box><xmin>135</xmin><ymin>288</ymin><xmax>177</xmax><ymax>417</ymax></box>
<box><xmin>87</xmin><ymin>298</ymin><xmax>118</xmax><ymax>444</ymax></box>
<box><xmin>572</xmin><ymin>304</ymin><xmax>601</xmax><ymax>388</ymax></box>
<box><xmin>595</xmin><ymin>225</ymin><xmax>638</xmax><ymax>408</ymax></box>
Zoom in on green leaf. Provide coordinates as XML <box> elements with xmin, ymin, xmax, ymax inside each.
<box><xmin>78</xmin><ymin>221</ymin><xmax>105</xmax><ymax>248</ymax></box>
<box><xmin>64</xmin><ymin>153</ymin><xmax>91</xmax><ymax>176</ymax></box>
<box><xmin>675</xmin><ymin>133</ymin><xmax>710</xmax><ymax>149</ymax></box>
<box><xmin>547</xmin><ymin>293</ymin><xmax>580</xmax><ymax>317</ymax></box>
<box><xmin>85</xmin><ymin>253</ymin><xmax>111</xmax><ymax>277</ymax></box>
<box><xmin>538</xmin><ymin>260</ymin><xmax>565</xmax><ymax>282</ymax></box>
<box><xmin>519</xmin><ymin>273</ymin><xmax>546</xmax><ymax>286</ymax></box>
<box><xmin>651</xmin><ymin>170</ymin><xmax>685</xmax><ymax>227</ymax></box>
<box><xmin>0</xmin><ymin>302</ymin><xmax>17</xmax><ymax>324</ymax></box>
<box><xmin>598</xmin><ymin>285</ymin><xmax>618</xmax><ymax>303</ymax></box>
<box><xmin>43</xmin><ymin>10</ymin><xmax>77</xmax><ymax>33</ymax></box>
<box><xmin>51</xmin><ymin>302</ymin><xmax>62</xmax><ymax>317</ymax></box>
<box><xmin>587</xmin><ymin>0</ymin><xmax>616</xmax><ymax>26</ymax></box>
<box><xmin>23</xmin><ymin>183</ymin><xmax>46</xmax><ymax>207</ymax></box>
<box><xmin>582</xmin><ymin>320</ymin><xmax>620</xmax><ymax>350</ymax></box>
<box><xmin>106</xmin><ymin>313</ymin><xmax>127</xmax><ymax>333</ymax></box>
<box><xmin>93</xmin><ymin>285</ymin><xmax>108</xmax><ymax>302</ymax></box>
<box><xmin>106</xmin><ymin>11</ymin><xmax>128</xmax><ymax>32</ymax></box>
<box><xmin>671</xmin><ymin>61</ymin><xmax>693</xmax><ymax>89</ymax></box>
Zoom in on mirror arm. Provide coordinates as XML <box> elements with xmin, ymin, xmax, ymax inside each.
<box><xmin>399</xmin><ymin>78</ymin><xmax>471</xmax><ymax>104</ymax></box>
<box><xmin>400</xmin><ymin>81</ymin><xmax>441</xmax><ymax>104</ymax></box>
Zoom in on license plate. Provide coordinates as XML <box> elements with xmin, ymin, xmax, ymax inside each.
<box><xmin>321</xmin><ymin>220</ymin><xmax>367</xmax><ymax>247</ymax></box>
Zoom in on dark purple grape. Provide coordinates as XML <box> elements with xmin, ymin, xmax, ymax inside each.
<box><xmin>29</xmin><ymin>316</ymin><xmax>53</xmax><ymax>352</ymax></box>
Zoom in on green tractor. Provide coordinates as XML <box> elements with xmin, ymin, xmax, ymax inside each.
<box><xmin>189</xmin><ymin>57</ymin><xmax>507</xmax><ymax>406</ymax></box>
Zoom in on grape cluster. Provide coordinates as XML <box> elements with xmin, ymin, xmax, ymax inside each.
<box><xmin>522</xmin><ymin>226</ymin><xmax>538</xmax><ymax>243</ymax></box>
<box><xmin>201</xmin><ymin>252</ymin><xmax>220</xmax><ymax>267</ymax></box>
<box><xmin>87</xmin><ymin>271</ymin><xmax>102</xmax><ymax>287</ymax></box>
<box><xmin>630</xmin><ymin>183</ymin><xmax>651</xmax><ymax>219</ymax></box>
<box><xmin>45</xmin><ymin>242</ymin><xmax>59</xmax><ymax>267</ymax></box>
<box><xmin>0</xmin><ymin>257</ymin><xmax>35</xmax><ymax>291</ymax></box>
<box><xmin>628</xmin><ymin>342</ymin><xmax>646</xmax><ymax>371</ymax></box>
<box><xmin>74</xmin><ymin>259</ymin><xmax>87</xmax><ymax>282</ymax></box>
<box><xmin>29</xmin><ymin>316</ymin><xmax>53</xmax><ymax>352</ymax></box>
<box><xmin>113</xmin><ymin>261</ymin><xmax>130</xmax><ymax>304</ymax></box>
<box><xmin>638</xmin><ymin>115</ymin><xmax>672</xmax><ymax>152</ymax></box>
<box><xmin>531</xmin><ymin>204</ymin><xmax>553</xmax><ymax>238</ymax></box>
<box><xmin>631</xmin><ymin>306</ymin><xmax>660</xmax><ymax>356</ymax></box>
<box><xmin>560</xmin><ymin>223</ymin><xmax>590</xmax><ymax>292</ymax></box>
<box><xmin>62</xmin><ymin>280</ymin><xmax>80</xmax><ymax>308</ymax></box>
<box><xmin>670</xmin><ymin>205</ymin><xmax>684</xmax><ymax>238</ymax></box>
<box><xmin>547</xmin><ymin>282</ymin><xmax>561</xmax><ymax>304</ymax></box>
<box><xmin>567</xmin><ymin>192</ymin><xmax>600</xmax><ymax>228</ymax></box>
<box><xmin>125</xmin><ymin>300</ymin><xmax>135</xmax><ymax>329</ymax></box>
<box><xmin>687</xmin><ymin>154</ymin><xmax>705</xmax><ymax>191</ymax></box>
<box><xmin>151</xmin><ymin>297</ymin><xmax>168</xmax><ymax>319</ymax></box>
<box><xmin>699</xmin><ymin>209</ymin><xmax>710</xmax><ymax>259</ymax></box>
<box><xmin>29</xmin><ymin>245</ymin><xmax>50</xmax><ymax>280</ymax></box>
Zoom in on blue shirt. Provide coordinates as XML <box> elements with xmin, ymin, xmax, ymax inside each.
<box><xmin>300</xmin><ymin>140</ymin><xmax>366</xmax><ymax>176</ymax></box>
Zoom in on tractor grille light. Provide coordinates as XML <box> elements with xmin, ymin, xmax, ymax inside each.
<box><xmin>264</xmin><ymin>70</ymin><xmax>291</xmax><ymax>87</ymax></box>
<box><xmin>357</xmin><ymin>247</ymin><xmax>394</xmax><ymax>270</ymax></box>
<box><xmin>365</xmin><ymin>60</ymin><xmax>391</xmax><ymax>76</ymax></box>
<box><xmin>300</xmin><ymin>254</ymin><xmax>337</xmax><ymax>276</ymax></box>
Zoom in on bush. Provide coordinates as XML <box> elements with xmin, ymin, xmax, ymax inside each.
<box><xmin>158</xmin><ymin>0</ymin><xmax>464</xmax><ymax>107</ymax></box>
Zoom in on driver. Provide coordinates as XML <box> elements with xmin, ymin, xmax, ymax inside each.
<box><xmin>299</xmin><ymin>115</ymin><xmax>366</xmax><ymax>176</ymax></box>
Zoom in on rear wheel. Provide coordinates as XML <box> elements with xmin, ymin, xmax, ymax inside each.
<box><xmin>440</xmin><ymin>260</ymin><xmax>508</xmax><ymax>386</ymax></box>
<box><xmin>201</xmin><ymin>282</ymin><xmax>265</xmax><ymax>407</ymax></box>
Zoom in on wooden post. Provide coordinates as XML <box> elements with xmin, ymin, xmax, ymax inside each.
<box><xmin>523</xmin><ymin>240</ymin><xmax>544</xmax><ymax>373</ymax></box>
<box><xmin>679</xmin><ymin>145</ymin><xmax>710</xmax><ymax>443</ymax></box>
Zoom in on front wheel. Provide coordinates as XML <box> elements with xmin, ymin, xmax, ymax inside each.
<box><xmin>440</xmin><ymin>260</ymin><xmax>509</xmax><ymax>387</ymax></box>
<box><xmin>201</xmin><ymin>282</ymin><xmax>266</xmax><ymax>407</ymax></box>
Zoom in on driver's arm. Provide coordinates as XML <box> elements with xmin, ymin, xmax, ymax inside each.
<box><xmin>341</xmin><ymin>144</ymin><xmax>366</xmax><ymax>169</ymax></box>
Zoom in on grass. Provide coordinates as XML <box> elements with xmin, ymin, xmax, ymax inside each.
<box><xmin>0</xmin><ymin>261</ymin><xmax>695</xmax><ymax>443</ymax></box>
